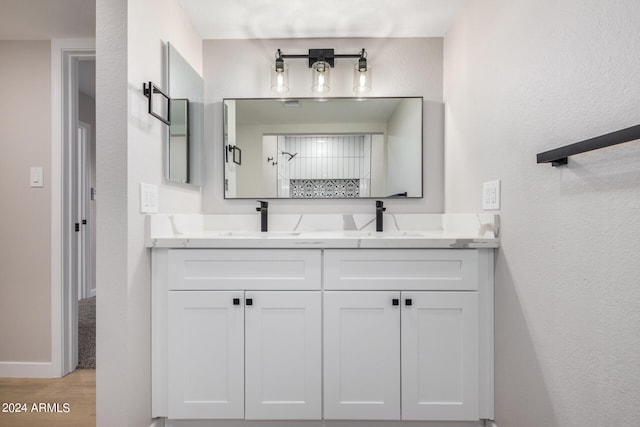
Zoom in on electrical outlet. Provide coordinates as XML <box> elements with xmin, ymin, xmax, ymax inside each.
<box><xmin>140</xmin><ymin>183</ymin><xmax>158</xmax><ymax>213</ymax></box>
<box><xmin>482</xmin><ymin>179</ymin><xmax>501</xmax><ymax>210</ymax></box>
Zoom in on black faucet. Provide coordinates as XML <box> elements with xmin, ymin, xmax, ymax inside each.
<box><xmin>375</xmin><ymin>200</ymin><xmax>386</xmax><ymax>232</ymax></box>
<box><xmin>256</xmin><ymin>200</ymin><xmax>269</xmax><ymax>232</ymax></box>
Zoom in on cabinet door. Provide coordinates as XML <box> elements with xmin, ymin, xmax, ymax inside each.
<box><xmin>244</xmin><ymin>291</ymin><xmax>321</xmax><ymax>420</ymax></box>
<box><xmin>168</xmin><ymin>291</ymin><xmax>244</xmax><ymax>419</ymax></box>
<box><xmin>401</xmin><ymin>292</ymin><xmax>479</xmax><ymax>420</ymax></box>
<box><xmin>324</xmin><ymin>291</ymin><xmax>401</xmax><ymax>420</ymax></box>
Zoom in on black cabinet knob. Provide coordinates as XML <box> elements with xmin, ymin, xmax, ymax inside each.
<box><xmin>246</xmin><ymin>298</ymin><xmax>253</xmax><ymax>306</ymax></box>
<box><xmin>405</xmin><ymin>298</ymin><xmax>413</xmax><ymax>306</ymax></box>
<box><xmin>392</xmin><ymin>298</ymin><xmax>399</xmax><ymax>306</ymax></box>
<box><xmin>233</xmin><ymin>298</ymin><xmax>240</xmax><ymax>306</ymax></box>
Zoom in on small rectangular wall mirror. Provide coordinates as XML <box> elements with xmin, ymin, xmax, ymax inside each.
<box><xmin>169</xmin><ymin>98</ymin><xmax>189</xmax><ymax>182</ymax></box>
<box><xmin>166</xmin><ymin>43</ymin><xmax>203</xmax><ymax>185</ymax></box>
<box><xmin>223</xmin><ymin>97</ymin><xmax>423</xmax><ymax>199</ymax></box>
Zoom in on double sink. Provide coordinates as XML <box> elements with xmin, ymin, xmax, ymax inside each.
<box><xmin>206</xmin><ymin>230</ymin><xmax>432</xmax><ymax>238</ymax></box>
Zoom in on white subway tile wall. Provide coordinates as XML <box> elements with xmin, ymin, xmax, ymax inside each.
<box><xmin>277</xmin><ymin>135</ymin><xmax>373</xmax><ymax>197</ymax></box>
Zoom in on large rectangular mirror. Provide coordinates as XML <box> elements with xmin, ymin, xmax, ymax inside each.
<box><xmin>166</xmin><ymin>43</ymin><xmax>203</xmax><ymax>185</ymax></box>
<box><xmin>223</xmin><ymin>97</ymin><xmax>423</xmax><ymax>199</ymax></box>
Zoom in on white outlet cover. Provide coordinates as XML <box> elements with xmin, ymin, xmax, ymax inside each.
<box><xmin>482</xmin><ymin>179</ymin><xmax>501</xmax><ymax>210</ymax></box>
<box><xmin>140</xmin><ymin>183</ymin><xmax>159</xmax><ymax>213</ymax></box>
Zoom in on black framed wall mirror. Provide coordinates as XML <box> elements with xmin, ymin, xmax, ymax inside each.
<box><xmin>166</xmin><ymin>43</ymin><xmax>203</xmax><ymax>185</ymax></box>
<box><xmin>223</xmin><ymin>97</ymin><xmax>423</xmax><ymax>199</ymax></box>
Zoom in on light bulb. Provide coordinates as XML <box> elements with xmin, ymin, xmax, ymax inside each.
<box><xmin>353</xmin><ymin>63</ymin><xmax>371</xmax><ymax>94</ymax></box>
<box><xmin>271</xmin><ymin>62</ymin><xmax>289</xmax><ymax>94</ymax></box>
<box><xmin>311</xmin><ymin>61</ymin><xmax>330</xmax><ymax>94</ymax></box>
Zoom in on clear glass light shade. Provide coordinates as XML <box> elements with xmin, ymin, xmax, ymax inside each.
<box><xmin>270</xmin><ymin>63</ymin><xmax>289</xmax><ymax>94</ymax></box>
<box><xmin>311</xmin><ymin>61</ymin><xmax>330</xmax><ymax>94</ymax></box>
<box><xmin>353</xmin><ymin>64</ymin><xmax>372</xmax><ymax>93</ymax></box>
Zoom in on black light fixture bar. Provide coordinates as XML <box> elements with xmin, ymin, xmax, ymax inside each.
<box><xmin>334</xmin><ymin>54</ymin><xmax>364</xmax><ymax>58</ymax></box>
<box><xmin>279</xmin><ymin>48</ymin><xmax>366</xmax><ymax>68</ymax></box>
<box><xmin>536</xmin><ymin>123</ymin><xmax>640</xmax><ymax>167</ymax></box>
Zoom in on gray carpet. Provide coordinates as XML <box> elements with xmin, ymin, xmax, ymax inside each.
<box><xmin>78</xmin><ymin>296</ymin><xmax>96</xmax><ymax>369</ymax></box>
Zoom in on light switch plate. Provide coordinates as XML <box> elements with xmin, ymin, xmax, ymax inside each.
<box><xmin>482</xmin><ymin>179</ymin><xmax>501</xmax><ymax>210</ymax></box>
<box><xmin>30</xmin><ymin>167</ymin><xmax>44</xmax><ymax>187</ymax></box>
<box><xmin>140</xmin><ymin>183</ymin><xmax>158</xmax><ymax>213</ymax></box>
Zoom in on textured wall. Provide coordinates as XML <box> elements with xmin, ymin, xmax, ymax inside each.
<box><xmin>96</xmin><ymin>0</ymin><xmax>202</xmax><ymax>425</ymax></box>
<box><xmin>96</xmin><ymin>0</ymin><xmax>128</xmax><ymax>424</ymax></box>
<box><xmin>0</xmin><ymin>41</ymin><xmax>52</xmax><ymax>364</ymax></box>
<box><xmin>444</xmin><ymin>0</ymin><xmax>640</xmax><ymax>426</ymax></box>
<box><xmin>202</xmin><ymin>37</ymin><xmax>444</xmax><ymax>213</ymax></box>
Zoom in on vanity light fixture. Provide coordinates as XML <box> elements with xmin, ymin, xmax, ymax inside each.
<box><xmin>353</xmin><ymin>50</ymin><xmax>371</xmax><ymax>94</ymax></box>
<box><xmin>271</xmin><ymin>48</ymin><xmax>371</xmax><ymax>95</ymax></box>
<box><xmin>271</xmin><ymin>49</ymin><xmax>289</xmax><ymax>93</ymax></box>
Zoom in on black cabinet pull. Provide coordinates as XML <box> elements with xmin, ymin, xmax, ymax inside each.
<box><xmin>405</xmin><ymin>298</ymin><xmax>413</xmax><ymax>306</ymax></box>
<box><xmin>246</xmin><ymin>298</ymin><xmax>253</xmax><ymax>306</ymax></box>
<box><xmin>233</xmin><ymin>298</ymin><xmax>240</xmax><ymax>306</ymax></box>
<box><xmin>392</xmin><ymin>298</ymin><xmax>399</xmax><ymax>306</ymax></box>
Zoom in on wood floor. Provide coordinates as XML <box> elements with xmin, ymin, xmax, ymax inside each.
<box><xmin>0</xmin><ymin>368</ymin><xmax>95</xmax><ymax>427</ymax></box>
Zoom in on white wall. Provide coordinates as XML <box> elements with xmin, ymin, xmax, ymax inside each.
<box><xmin>203</xmin><ymin>38</ymin><xmax>444</xmax><ymax>213</ymax></box>
<box><xmin>387</xmin><ymin>97</ymin><xmax>422</xmax><ymax>196</ymax></box>
<box><xmin>261</xmin><ymin>135</ymin><xmax>278</xmax><ymax>197</ymax></box>
<box><xmin>0</xmin><ymin>41</ymin><xmax>52</xmax><ymax>368</ymax></box>
<box><xmin>370</xmin><ymin>134</ymin><xmax>387</xmax><ymax>196</ymax></box>
<box><xmin>96</xmin><ymin>0</ymin><xmax>202</xmax><ymax>425</ymax></box>
<box><xmin>444</xmin><ymin>1</ymin><xmax>640</xmax><ymax>426</ymax></box>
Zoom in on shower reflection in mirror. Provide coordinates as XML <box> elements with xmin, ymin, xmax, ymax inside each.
<box><xmin>272</xmin><ymin>134</ymin><xmax>379</xmax><ymax>198</ymax></box>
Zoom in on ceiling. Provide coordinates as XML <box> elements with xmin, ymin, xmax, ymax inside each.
<box><xmin>1</xmin><ymin>0</ymin><xmax>464</xmax><ymax>99</ymax></box>
<box><xmin>177</xmin><ymin>0</ymin><xmax>468</xmax><ymax>39</ymax></box>
<box><xmin>0</xmin><ymin>0</ymin><xmax>466</xmax><ymax>41</ymax></box>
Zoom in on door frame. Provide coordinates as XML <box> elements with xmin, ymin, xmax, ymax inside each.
<box><xmin>51</xmin><ymin>39</ymin><xmax>96</xmax><ymax>377</ymax></box>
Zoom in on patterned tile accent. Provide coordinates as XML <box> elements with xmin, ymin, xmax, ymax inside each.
<box><xmin>290</xmin><ymin>179</ymin><xmax>361</xmax><ymax>198</ymax></box>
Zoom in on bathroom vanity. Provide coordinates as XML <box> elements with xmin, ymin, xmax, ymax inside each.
<box><xmin>148</xmin><ymin>213</ymin><xmax>498</xmax><ymax>426</ymax></box>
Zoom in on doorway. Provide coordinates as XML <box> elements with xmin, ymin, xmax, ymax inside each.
<box><xmin>60</xmin><ymin>48</ymin><xmax>96</xmax><ymax>375</ymax></box>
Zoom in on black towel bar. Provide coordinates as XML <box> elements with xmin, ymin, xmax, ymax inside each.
<box><xmin>536</xmin><ymin>124</ymin><xmax>640</xmax><ymax>166</ymax></box>
<box><xmin>143</xmin><ymin>81</ymin><xmax>171</xmax><ymax>126</ymax></box>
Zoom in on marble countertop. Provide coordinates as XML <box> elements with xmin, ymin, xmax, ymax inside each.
<box><xmin>145</xmin><ymin>213</ymin><xmax>500</xmax><ymax>249</ymax></box>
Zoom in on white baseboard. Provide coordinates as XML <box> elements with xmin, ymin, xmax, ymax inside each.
<box><xmin>486</xmin><ymin>421</ymin><xmax>498</xmax><ymax>427</ymax></box>
<box><xmin>0</xmin><ymin>361</ymin><xmax>58</xmax><ymax>378</ymax></box>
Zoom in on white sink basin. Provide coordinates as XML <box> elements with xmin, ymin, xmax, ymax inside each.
<box><xmin>200</xmin><ymin>230</ymin><xmax>431</xmax><ymax>239</ymax></box>
<box><xmin>299</xmin><ymin>230</ymin><xmax>430</xmax><ymax>238</ymax></box>
<box><xmin>207</xmin><ymin>231</ymin><xmax>302</xmax><ymax>237</ymax></box>
<box><xmin>368</xmin><ymin>230</ymin><xmax>428</xmax><ymax>237</ymax></box>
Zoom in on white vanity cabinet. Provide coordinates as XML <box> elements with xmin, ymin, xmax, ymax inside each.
<box><xmin>152</xmin><ymin>246</ymin><xmax>494</xmax><ymax>425</ymax></box>
<box><xmin>157</xmin><ymin>249</ymin><xmax>323</xmax><ymax>421</ymax></box>
<box><xmin>401</xmin><ymin>291</ymin><xmax>479</xmax><ymax>420</ymax></box>
<box><xmin>168</xmin><ymin>290</ymin><xmax>244</xmax><ymax>419</ymax></box>
<box><xmin>323</xmin><ymin>291</ymin><xmax>402</xmax><ymax>419</ymax></box>
<box><xmin>243</xmin><ymin>290</ymin><xmax>322</xmax><ymax>420</ymax></box>
<box><xmin>323</xmin><ymin>249</ymin><xmax>484</xmax><ymax>421</ymax></box>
